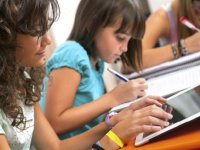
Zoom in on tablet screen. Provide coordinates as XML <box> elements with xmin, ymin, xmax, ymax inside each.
<box><xmin>139</xmin><ymin>85</ymin><xmax>200</xmax><ymax>141</ymax></box>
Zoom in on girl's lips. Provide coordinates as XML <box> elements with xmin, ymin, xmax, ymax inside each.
<box><xmin>36</xmin><ymin>50</ymin><xmax>46</xmax><ymax>55</ymax></box>
<box><xmin>115</xmin><ymin>54</ymin><xmax>121</xmax><ymax>59</ymax></box>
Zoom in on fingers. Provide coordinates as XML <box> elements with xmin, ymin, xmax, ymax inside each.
<box><xmin>111</xmin><ymin>78</ymin><xmax>148</xmax><ymax>102</ymax></box>
<box><xmin>162</xmin><ymin>104</ymin><xmax>173</xmax><ymax>122</ymax></box>
<box><xmin>137</xmin><ymin>90</ymin><xmax>146</xmax><ymax>97</ymax></box>
<box><xmin>128</xmin><ymin>78</ymin><xmax>148</xmax><ymax>97</ymax></box>
<box><xmin>132</xmin><ymin>78</ymin><xmax>148</xmax><ymax>90</ymax></box>
<box><xmin>136</xmin><ymin>124</ymin><xmax>162</xmax><ymax>134</ymax></box>
<box><xmin>131</xmin><ymin>105</ymin><xmax>172</xmax><ymax>129</ymax></box>
<box><xmin>140</xmin><ymin>116</ymin><xmax>170</xmax><ymax>128</ymax></box>
<box><xmin>133</xmin><ymin>78</ymin><xmax>146</xmax><ymax>84</ymax></box>
<box><xmin>129</xmin><ymin>96</ymin><xmax>166</xmax><ymax>111</ymax></box>
<box><xmin>147</xmin><ymin>95</ymin><xmax>166</xmax><ymax>102</ymax></box>
<box><xmin>139</xmin><ymin>105</ymin><xmax>173</xmax><ymax>120</ymax></box>
<box><xmin>142</xmin><ymin>96</ymin><xmax>166</xmax><ymax>107</ymax></box>
<box><xmin>112</xmin><ymin>104</ymin><xmax>173</xmax><ymax>142</ymax></box>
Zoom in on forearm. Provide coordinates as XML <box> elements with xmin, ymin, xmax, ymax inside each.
<box><xmin>34</xmin><ymin>117</ymin><xmax>111</xmax><ymax>150</ymax></box>
<box><xmin>49</xmin><ymin>93</ymin><xmax>114</xmax><ymax>134</ymax></box>
<box><xmin>60</xmin><ymin>122</ymin><xmax>110</xmax><ymax>150</ymax></box>
<box><xmin>34</xmin><ymin>103</ymin><xmax>115</xmax><ymax>150</ymax></box>
<box><xmin>142</xmin><ymin>44</ymin><xmax>174</xmax><ymax>68</ymax></box>
<box><xmin>142</xmin><ymin>34</ymin><xmax>200</xmax><ymax>68</ymax></box>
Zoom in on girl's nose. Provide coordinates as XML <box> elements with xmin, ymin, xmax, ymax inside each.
<box><xmin>42</xmin><ymin>32</ymin><xmax>52</xmax><ymax>46</ymax></box>
<box><xmin>120</xmin><ymin>46</ymin><xmax>127</xmax><ymax>53</ymax></box>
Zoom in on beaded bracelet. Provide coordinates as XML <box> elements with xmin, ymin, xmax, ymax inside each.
<box><xmin>106</xmin><ymin>130</ymin><xmax>124</xmax><ymax>148</ymax></box>
<box><xmin>180</xmin><ymin>39</ymin><xmax>189</xmax><ymax>56</ymax></box>
<box><xmin>171</xmin><ymin>42</ymin><xmax>180</xmax><ymax>59</ymax></box>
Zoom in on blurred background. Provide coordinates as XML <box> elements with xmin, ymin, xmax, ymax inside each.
<box><xmin>50</xmin><ymin>0</ymin><xmax>173</xmax><ymax>47</ymax></box>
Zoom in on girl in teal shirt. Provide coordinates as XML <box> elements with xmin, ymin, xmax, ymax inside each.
<box><xmin>40</xmin><ymin>0</ymin><xmax>148</xmax><ymax>139</ymax></box>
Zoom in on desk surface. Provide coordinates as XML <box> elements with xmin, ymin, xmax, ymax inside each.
<box><xmin>122</xmin><ymin>118</ymin><xmax>200</xmax><ymax>150</ymax></box>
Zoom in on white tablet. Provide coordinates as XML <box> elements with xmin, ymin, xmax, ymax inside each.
<box><xmin>135</xmin><ymin>84</ymin><xmax>200</xmax><ymax>146</ymax></box>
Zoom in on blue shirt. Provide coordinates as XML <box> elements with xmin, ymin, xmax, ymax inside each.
<box><xmin>40</xmin><ymin>41</ymin><xmax>105</xmax><ymax>139</ymax></box>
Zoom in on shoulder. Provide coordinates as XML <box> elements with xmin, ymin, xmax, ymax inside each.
<box><xmin>51</xmin><ymin>41</ymin><xmax>87</xmax><ymax>59</ymax></box>
<box><xmin>147</xmin><ymin>8</ymin><xmax>168</xmax><ymax>26</ymax></box>
<box><xmin>146</xmin><ymin>8</ymin><xmax>171</xmax><ymax>37</ymax></box>
<box><xmin>46</xmin><ymin>41</ymin><xmax>90</xmax><ymax>74</ymax></box>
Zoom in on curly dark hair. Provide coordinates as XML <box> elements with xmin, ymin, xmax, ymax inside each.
<box><xmin>0</xmin><ymin>0</ymin><xmax>59</xmax><ymax>129</ymax></box>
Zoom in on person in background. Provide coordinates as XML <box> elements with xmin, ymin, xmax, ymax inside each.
<box><xmin>0</xmin><ymin>0</ymin><xmax>172</xmax><ymax>149</ymax></box>
<box><xmin>122</xmin><ymin>0</ymin><xmax>200</xmax><ymax>73</ymax></box>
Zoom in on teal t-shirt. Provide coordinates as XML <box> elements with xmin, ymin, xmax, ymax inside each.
<box><xmin>40</xmin><ymin>41</ymin><xmax>105</xmax><ymax>139</ymax></box>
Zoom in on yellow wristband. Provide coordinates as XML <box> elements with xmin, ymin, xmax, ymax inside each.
<box><xmin>106</xmin><ymin>130</ymin><xmax>124</xmax><ymax>148</ymax></box>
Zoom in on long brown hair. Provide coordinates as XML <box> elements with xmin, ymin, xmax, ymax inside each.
<box><xmin>68</xmin><ymin>0</ymin><xmax>145</xmax><ymax>71</ymax></box>
<box><xmin>0</xmin><ymin>0</ymin><xmax>59</xmax><ymax>129</ymax></box>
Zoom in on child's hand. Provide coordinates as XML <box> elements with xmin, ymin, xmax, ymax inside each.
<box><xmin>110</xmin><ymin>96</ymin><xmax>166</xmax><ymax>125</ymax></box>
<box><xmin>185</xmin><ymin>32</ymin><xmax>200</xmax><ymax>53</ymax></box>
<box><xmin>104</xmin><ymin>97</ymin><xmax>172</xmax><ymax>149</ymax></box>
<box><xmin>129</xmin><ymin>95</ymin><xmax>166</xmax><ymax>111</ymax></box>
<box><xmin>110</xmin><ymin>103</ymin><xmax>172</xmax><ymax>145</ymax></box>
<box><xmin>108</xmin><ymin>78</ymin><xmax>148</xmax><ymax>106</ymax></box>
